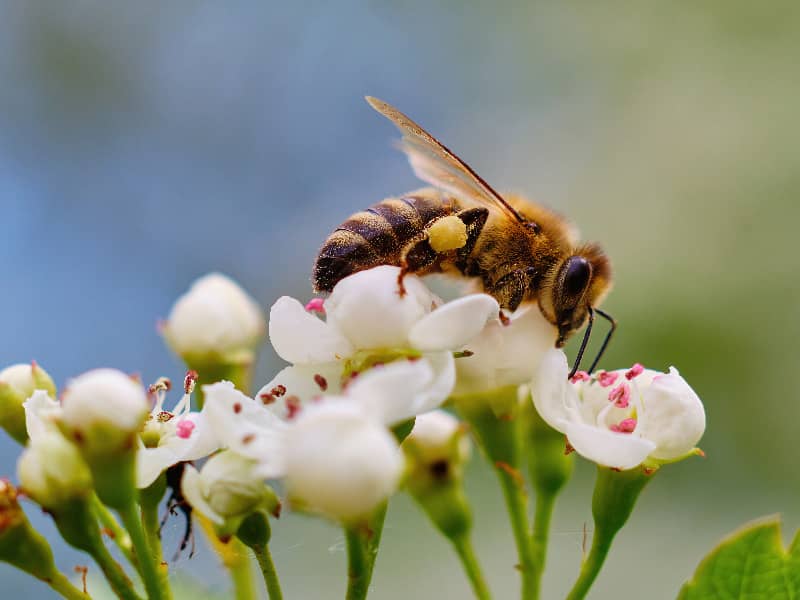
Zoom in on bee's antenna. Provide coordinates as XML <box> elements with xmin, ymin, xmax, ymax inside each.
<box><xmin>568</xmin><ymin>307</ymin><xmax>594</xmax><ymax>379</ymax></box>
<box><xmin>586</xmin><ymin>308</ymin><xmax>617</xmax><ymax>374</ymax></box>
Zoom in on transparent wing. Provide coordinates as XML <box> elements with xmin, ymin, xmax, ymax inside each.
<box><xmin>366</xmin><ymin>96</ymin><xmax>526</xmax><ymax>223</ymax></box>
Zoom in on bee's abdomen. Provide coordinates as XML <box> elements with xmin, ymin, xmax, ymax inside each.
<box><xmin>313</xmin><ymin>191</ymin><xmax>455</xmax><ymax>293</ymax></box>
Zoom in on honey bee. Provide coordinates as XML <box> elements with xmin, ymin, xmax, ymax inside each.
<box><xmin>313</xmin><ymin>97</ymin><xmax>615</xmax><ymax>375</ymax></box>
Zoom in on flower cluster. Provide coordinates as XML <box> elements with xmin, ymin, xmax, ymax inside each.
<box><xmin>0</xmin><ymin>265</ymin><xmax>708</xmax><ymax>600</ymax></box>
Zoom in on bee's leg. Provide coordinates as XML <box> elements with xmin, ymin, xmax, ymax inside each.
<box><xmin>398</xmin><ymin>234</ymin><xmax>438</xmax><ymax>296</ymax></box>
<box><xmin>455</xmin><ymin>208</ymin><xmax>489</xmax><ymax>265</ymax></box>
<box><xmin>491</xmin><ymin>269</ymin><xmax>533</xmax><ymax>312</ymax></box>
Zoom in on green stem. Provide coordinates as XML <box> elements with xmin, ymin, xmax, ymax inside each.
<box><xmin>88</xmin><ymin>535</ymin><xmax>144</xmax><ymax>600</ymax></box>
<box><xmin>495</xmin><ymin>466</ymin><xmax>536</xmax><ymax>600</ymax></box>
<box><xmin>92</xmin><ymin>495</ymin><xmax>135</xmax><ymax>566</ymax></box>
<box><xmin>252</xmin><ymin>544</ymin><xmax>283</xmax><ymax>600</ymax></box>
<box><xmin>363</xmin><ymin>502</ymin><xmax>387</xmax><ymax>583</ymax></box>
<box><xmin>229</xmin><ymin>550</ymin><xmax>257</xmax><ymax>600</ymax></box>
<box><xmin>118</xmin><ymin>502</ymin><xmax>164</xmax><ymax>600</ymax></box>
<box><xmin>141</xmin><ymin>501</ymin><xmax>171</xmax><ymax>600</ymax></box>
<box><xmin>47</xmin><ymin>571</ymin><xmax>91</xmax><ymax>600</ymax></box>
<box><xmin>454</xmin><ymin>387</ymin><xmax>536</xmax><ymax>600</ymax></box>
<box><xmin>529</xmin><ymin>491</ymin><xmax>556</xmax><ymax>600</ymax></box>
<box><xmin>345</xmin><ymin>527</ymin><xmax>370</xmax><ymax>600</ymax></box>
<box><xmin>196</xmin><ymin>514</ymin><xmax>255</xmax><ymax>600</ymax></box>
<box><xmin>452</xmin><ymin>536</ymin><xmax>492</xmax><ymax>600</ymax></box>
<box><xmin>565</xmin><ymin>466</ymin><xmax>652</xmax><ymax>600</ymax></box>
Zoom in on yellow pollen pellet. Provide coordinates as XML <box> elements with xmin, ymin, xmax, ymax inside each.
<box><xmin>427</xmin><ymin>216</ymin><xmax>468</xmax><ymax>252</ymax></box>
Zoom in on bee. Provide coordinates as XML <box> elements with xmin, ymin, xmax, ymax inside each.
<box><xmin>313</xmin><ymin>97</ymin><xmax>615</xmax><ymax>375</ymax></box>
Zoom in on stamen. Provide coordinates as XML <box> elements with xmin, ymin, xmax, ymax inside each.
<box><xmin>157</xmin><ymin>411</ymin><xmax>174</xmax><ymax>423</ymax></box>
<box><xmin>286</xmin><ymin>396</ymin><xmax>301</xmax><ymax>419</ymax></box>
<box><xmin>597</xmin><ymin>371</ymin><xmax>619</xmax><ymax>387</ymax></box>
<box><xmin>176</xmin><ymin>420</ymin><xmax>195</xmax><ymax>439</ymax></box>
<box><xmin>625</xmin><ymin>363</ymin><xmax>644</xmax><ymax>380</ymax></box>
<box><xmin>314</xmin><ymin>374</ymin><xmax>328</xmax><ymax>391</ymax></box>
<box><xmin>260</xmin><ymin>392</ymin><xmax>276</xmax><ymax>405</ymax></box>
<box><xmin>242</xmin><ymin>433</ymin><xmax>255</xmax><ymax>445</ymax></box>
<box><xmin>184</xmin><ymin>370</ymin><xmax>199</xmax><ymax>394</ymax></box>
<box><xmin>609</xmin><ymin>418</ymin><xmax>637</xmax><ymax>434</ymax></box>
<box><xmin>608</xmin><ymin>383</ymin><xmax>631</xmax><ymax>408</ymax></box>
<box><xmin>233</xmin><ymin>403</ymin><xmax>242</xmax><ymax>414</ymax></box>
<box><xmin>305</xmin><ymin>298</ymin><xmax>326</xmax><ymax>315</ymax></box>
<box><xmin>570</xmin><ymin>370</ymin><xmax>590</xmax><ymax>383</ymax></box>
<box><xmin>271</xmin><ymin>385</ymin><xmax>287</xmax><ymax>397</ymax></box>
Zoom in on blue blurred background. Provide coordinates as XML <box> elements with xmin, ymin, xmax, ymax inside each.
<box><xmin>2</xmin><ymin>1</ymin><xmax>799</xmax><ymax>598</ymax></box>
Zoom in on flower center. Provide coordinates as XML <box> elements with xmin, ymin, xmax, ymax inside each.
<box><xmin>609</xmin><ymin>418</ymin><xmax>637</xmax><ymax>434</ymax></box>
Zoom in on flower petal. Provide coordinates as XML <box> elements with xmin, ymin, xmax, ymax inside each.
<box><xmin>256</xmin><ymin>363</ymin><xmax>343</xmax><ymax>416</ymax></box>
<box><xmin>180</xmin><ymin>464</ymin><xmax>224</xmax><ymax>524</ymax></box>
<box><xmin>346</xmin><ymin>359</ymin><xmax>435</xmax><ymax>425</ymax></box>
<box><xmin>325</xmin><ymin>266</ymin><xmax>435</xmax><ymax>350</ymax></box>
<box><xmin>409</xmin><ymin>294</ymin><xmax>499</xmax><ymax>352</ymax></box>
<box><xmin>23</xmin><ymin>390</ymin><xmax>62</xmax><ymax>442</ymax></box>
<box><xmin>137</xmin><ymin>445</ymin><xmax>182</xmax><ymax>489</ymax></box>
<box><xmin>412</xmin><ymin>351</ymin><xmax>456</xmax><ymax>415</ymax></box>
<box><xmin>638</xmin><ymin>367</ymin><xmax>706</xmax><ymax>460</ymax></box>
<box><xmin>565</xmin><ymin>421</ymin><xmax>655</xmax><ymax>469</ymax></box>
<box><xmin>531</xmin><ymin>349</ymin><xmax>577</xmax><ymax>433</ymax></box>
<box><xmin>269</xmin><ymin>296</ymin><xmax>353</xmax><ymax>364</ymax></box>
<box><xmin>203</xmin><ymin>382</ymin><xmax>287</xmax><ymax>472</ymax></box>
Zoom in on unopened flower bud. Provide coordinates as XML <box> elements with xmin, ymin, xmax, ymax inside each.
<box><xmin>18</xmin><ymin>432</ymin><xmax>92</xmax><ymax>510</ymax></box>
<box><xmin>403</xmin><ymin>411</ymin><xmax>474</xmax><ymax>541</ymax></box>
<box><xmin>61</xmin><ymin>369</ymin><xmax>149</xmax><ymax>456</ymax></box>
<box><xmin>182</xmin><ymin>450</ymin><xmax>279</xmax><ymax>539</ymax></box>
<box><xmin>162</xmin><ymin>273</ymin><xmax>266</xmax><ymax>366</ymax></box>
<box><xmin>60</xmin><ymin>369</ymin><xmax>148</xmax><ymax>508</ymax></box>
<box><xmin>0</xmin><ymin>362</ymin><xmax>56</xmax><ymax>444</ymax></box>
<box><xmin>0</xmin><ymin>480</ymin><xmax>61</xmax><ymax>582</ymax></box>
<box><xmin>284</xmin><ymin>402</ymin><xmax>403</xmax><ymax>524</ymax></box>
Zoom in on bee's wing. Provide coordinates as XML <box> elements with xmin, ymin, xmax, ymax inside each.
<box><xmin>366</xmin><ymin>96</ymin><xmax>526</xmax><ymax>224</ymax></box>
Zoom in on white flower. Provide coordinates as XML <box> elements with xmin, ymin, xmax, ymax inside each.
<box><xmin>282</xmin><ymin>401</ymin><xmax>404</xmax><ymax>523</ymax></box>
<box><xmin>18</xmin><ymin>431</ymin><xmax>92</xmax><ymax>509</ymax></box>
<box><xmin>261</xmin><ymin>265</ymin><xmax>498</xmax><ymax>416</ymax></box>
<box><xmin>0</xmin><ymin>362</ymin><xmax>56</xmax><ymax>443</ymax></box>
<box><xmin>137</xmin><ymin>375</ymin><xmax>218</xmax><ymax>489</ymax></box>
<box><xmin>60</xmin><ymin>369</ymin><xmax>150</xmax><ymax>456</ymax></box>
<box><xmin>162</xmin><ymin>273</ymin><xmax>266</xmax><ymax>363</ymax></box>
<box><xmin>454</xmin><ymin>305</ymin><xmax>557</xmax><ymax>395</ymax></box>
<box><xmin>404</xmin><ymin>410</ymin><xmax>470</xmax><ymax>467</ymax></box>
<box><xmin>532</xmin><ymin>349</ymin><xmax>706</xmax><ymax>470</ymax></box>
<box><xmin>181</xmin><ymin>450</ymin><xmax>278</xmax><ymax>533</ymax></box>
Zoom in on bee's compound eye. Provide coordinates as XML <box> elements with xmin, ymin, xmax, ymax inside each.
<box><xmin>563</xmin><ymin>256</ymin><xmax>591</xmax><ymax>296</ymax></box>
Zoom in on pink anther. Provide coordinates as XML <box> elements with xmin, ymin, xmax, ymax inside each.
<box><xmin>597</xmin><ymin>371</ymin><xmax>619</xmax><ymax>387</ymax></box>
<box><xmin>570</xmin><ymin>370</ymin><xmax>590</xmax><ymax>383</ymax></box>
<box><xmin>608</xmin><ymin>382</ymin><xmax>631</xmax><ymax>408</ymax></box>
<box><xmin>609</xmin><ymin>418</ymin><xmax>637</xmax><ymax>434</ymax></box>
<box><xmin>176</xmin><ymin>420</ymin><xmax>196</xmax><ymax>439</ymax></box>
<box><xmin>626</xmin><ymin>363</ymin><xmax>644</xmax><ymax>380</ymax></box>
<box><xmin>305</xmin><ymin>298</ymin><xmax>326</xmax><ymax>315</ymax></box>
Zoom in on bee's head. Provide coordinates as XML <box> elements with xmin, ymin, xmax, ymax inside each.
<box><xmin>539</xmin><ymin>244</ymin><xmax>612</xmax><ymax>347</ymax></box>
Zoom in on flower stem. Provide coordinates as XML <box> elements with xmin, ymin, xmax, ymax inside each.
<box><xmin>452</xmin><ymin>535</ymin><xmax>492</xmax><ymax>600</ymax></box>
<box><xmin>529</xmin><ymin>491</ymin><xmax>555</xmax><ymax>599</ymax></box>
<box><xmin>47</xmin><ymin>571</ymin><xmax>91</xmax><ymax>600</ymax></box>
<box><xmin>92</xmin><ymin>495</ymin><xmax>135</xmax><ymax>566</ymax></box>
<box><xmin>454</xmin><ymin>387</ymin><xmax>536</xmax><ymax>600</ymax></box>
<box><xmin>118</xmin><ymin>501</ymin><xmax>165</xmax><ymax>600</ymax></box>
<box><xmin>141</xmin><ymin>500</ymin><xmax>171</xmax><ymax>600</ymax></box>
<box><xmin>252</xmin><ymin>543</ymin><xmax>283</xmax><ymax>600</ymax></box>
<box><xmin>565</xmin><ymin>466</ymin><xmax>652</xmax><ymax>600</ymax></box>
<box><xmin>345</xmin><ymin>527</ymin><xmax>370</xmax><ymax>600</ymax></box>
<box><xmin>196</xmin><ymin>513</ymin><xmax>256</xmax><ymax>600</ymax></box>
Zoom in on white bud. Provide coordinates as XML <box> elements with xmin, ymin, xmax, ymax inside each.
<box><xmin>283</xmin><ymin>402</ymin><xmax>403</xmax><ymax>523</ymax></box>
<box><xmin>17</xmin><ymin>432</ymin><xmax>92</xmax><ymax>509</ymax></box>
<box><xmin>405</xmin><ymin>410</ymin><xmax>470</xmax><ymax>466</ymax></box>
<box><xmin>60</xmin><ymin>369</ymin><xmax>149</xmax><ymax>456</ymax></box>
<box><xmin>181</xmin><ymin>450</ymin><xmax>276</xmax><ymax>530</ymax></box>
<box><xmin>0</xmin><ymin>363</ymin><xmax>56</xmax><ymax>444</ymax></box>
<box><xmin>163</xmin><ymin>273</ymin><xmax>266</xmax><ymax>362</ymax></box>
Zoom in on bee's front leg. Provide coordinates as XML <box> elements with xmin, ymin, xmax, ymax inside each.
<box><xmin>491</xmin><ymin>268</ymin><xmax>534</xmax><ymax>312</ymax></box>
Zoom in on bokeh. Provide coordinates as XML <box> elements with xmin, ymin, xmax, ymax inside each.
<box><xmin>2</xmin><ymin>2</ymin><xmax>799</xmax><ymax>598</ymax></box>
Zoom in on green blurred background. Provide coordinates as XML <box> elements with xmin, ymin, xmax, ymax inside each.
<box><xmin>1</xmin><ymin>1</ymin><xmax>798</xmax><ymax>598</ymax></box>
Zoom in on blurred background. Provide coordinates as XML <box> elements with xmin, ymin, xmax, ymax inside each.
<box><xmin>1</xmin><ymin>1</ymin><xmax>799</xmax><ymax>598</ymax></box>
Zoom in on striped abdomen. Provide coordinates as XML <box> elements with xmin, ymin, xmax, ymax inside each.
<box><xmin>313</xmin><ymin>189</ymin><xmax>457</xmax><ymax>293</ymax></box>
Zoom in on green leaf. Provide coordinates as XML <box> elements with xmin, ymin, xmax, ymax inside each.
<box><xmin>679</xmin><ymin>515</ymin><xmax>800</xmax><ymax>600</ymax></box>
